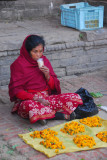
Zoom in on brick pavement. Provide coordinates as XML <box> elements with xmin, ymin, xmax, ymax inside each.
<box><xmin>0</xmin><ymin>69</ymin><xmax>107</xmax><ymax>160</ymax></box>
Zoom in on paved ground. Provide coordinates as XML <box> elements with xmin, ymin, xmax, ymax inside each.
<box><xmin>0</xmin><ymin>68</ymin><xmax>107</xmax><ymax>160</ymax></box>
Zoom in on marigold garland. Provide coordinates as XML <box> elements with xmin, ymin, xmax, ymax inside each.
<box><xmin>80</xmin><ymin>116</ymin><xmax>102</xmax><ymax>127</ymax></box>
<box><xmin>60</xmin><ymin>121</ymin><xmax>85</xmax><ymax>135</ymax></box>
<box><xmin>96</xmin><ymin>131</ymin><xmax>107</xmax><ymax>143</ymax></box>
<box><xmin>30</xmin><ymin>128</ymin><xmax>65</xmax><ymax>152</ymax></box>
<box><xmin>73</xmin><ymin>135</ymin><xmax>96</xmax><ymax>148</ymax></box>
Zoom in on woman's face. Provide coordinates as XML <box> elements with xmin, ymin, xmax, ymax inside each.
<box><xmin>30</xmin><ymin>44</ymin><xmax>43</xmax><ymax>61</ymax></box>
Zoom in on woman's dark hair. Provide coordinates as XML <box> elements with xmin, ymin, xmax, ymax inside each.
<box><xmin>25</xmin><ymin>35</ymin><xmax>45</xmax><ymax>53</ymax></box>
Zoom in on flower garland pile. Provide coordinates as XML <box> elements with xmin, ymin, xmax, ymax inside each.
<box><xmin>60</xmin><ymin>121</ymin><xmax>85</xmax><ymax>135</ymax></box>
<box><xmin>80</xmin><ymin>116</ymin><xmax>102</xmax><ymax>127</ymax></box>
<box><xmin>73</xmin><ymin>135</ymin><xmax>96</xmax><ymax>148</ymax></box>
<box><xmin>30</xmin><ymin>128</ymin><xmax>65</xmax><ymax>153</ymax></box>
<box><xmin>96</xmin><ymin>131</ymin><xmax>107</xmax><ymax>143</ymax></box>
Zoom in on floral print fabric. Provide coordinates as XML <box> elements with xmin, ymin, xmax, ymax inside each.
<box><xmin>12</xmin><ymin>91</ymin><xmax>83</xmax><ymax>123</ymax></box>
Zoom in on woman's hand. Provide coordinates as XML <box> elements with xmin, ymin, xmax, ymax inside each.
<box><xmin>38</xmin><ymin>98</ymin><xmax>50</xmax><ymax>106</ymax></box>
<box><xmin>40</xmin><ymin>65</ymin><xmax>50</xmax><ymax>81</ymax></box>
<box><xmin>33</xmin><ymin>96</ymin><xmax>50</xmax><ymax>106</ymax></box>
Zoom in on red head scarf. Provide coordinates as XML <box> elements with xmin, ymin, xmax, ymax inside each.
<box><xmin>9</xmin><ymin>35</ymin><xmax>61</xmax><ymax>102</ymax></box>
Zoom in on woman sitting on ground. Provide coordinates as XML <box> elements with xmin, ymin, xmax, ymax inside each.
<box><xmin>8</xmin><ymin>35</ymin><xmax>83</xmax><ymax>125</ymax></box>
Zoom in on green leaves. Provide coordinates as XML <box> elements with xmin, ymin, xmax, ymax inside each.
<box><xmin>28</xmin><ymin>128</ymin><xmax>33</xmax><ymax>132</ymax></box>
<box><xmin>90</xmin><ymin>92</ymin><xmax>103</xmax><ymax>98</ymax></box>
<box><xmin>79</xmin><ymin>33</ymin><xmax>84</xmax><ymax>39</ymax></box>
<box><xmin>12</xmin><ymin>144</ymin><xmax>19</xmax><ymax>149</ymax></box>
<box><xmin>6</xmin><ymin>150</ymin><xmax>14</xmax><ymax>155</ymax></box>
<box><xmin>96</xmin><ymin>104</ymin><xmax>102</xmax><ymax>107</ymax></box>
<box><xmin>6</xmin><ymin>144</ymin><xmax>19</xmax><ymax>155</ymax></box>
<box><xmin>24</xmin><ymin>128</ymin><xmax>33</xmax><ymax>132</ymax></box>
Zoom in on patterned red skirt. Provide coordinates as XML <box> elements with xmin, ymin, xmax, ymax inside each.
<box><xmin>12</xmin><ymin>91</ymin><xmax>83</xmax><ymax>123</ymax></box>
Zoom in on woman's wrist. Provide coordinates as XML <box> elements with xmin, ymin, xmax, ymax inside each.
<box><xmin>46</xmin><ymin>74</ymin><xmax>50</xmax><ymax>82</ymax></box>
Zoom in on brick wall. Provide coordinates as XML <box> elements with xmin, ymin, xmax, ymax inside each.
<box><xmin>0</xmin><ymin>0</ymin><xmax>64</xmax><ymax>21</ymax></box>
<box><xmin>0</xmin><ymin>40</ymin><xmax>107</xmax><ymax>89</ymax></box>
<box><xmin>0</xmin><ymin>0</ymin><xmax>107</xmax><ymax>24</ymax></box>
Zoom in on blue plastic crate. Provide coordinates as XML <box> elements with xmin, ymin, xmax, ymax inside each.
<box><xmin>60</xmin><ymin>2</ymin><xmax>104</xmax><ymax>31</ymax></box>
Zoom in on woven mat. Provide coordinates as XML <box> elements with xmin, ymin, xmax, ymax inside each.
<box><xmin>19</xmin><ymin>116</ymin><xmax>107</xmax><ymax>158</ymax></box>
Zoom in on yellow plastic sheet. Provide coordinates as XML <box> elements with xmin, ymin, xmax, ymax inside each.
<box><xmin>19</xmin><ymin>116</ymin><xmax>107</xmax><ymax>158</ymax></box>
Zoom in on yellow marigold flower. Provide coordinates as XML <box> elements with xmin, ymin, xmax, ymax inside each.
<box><xmin>30</xmin><ymin>128</ymin><xmax>58</xmax><ymax>139</ymax></box>
<box><xmin>31</xmin><ymin>128</ymin><xmax>66</xmax><ymax>150</ymax></box>
<box><xmin>80</xmin><ymin>116</ymin><xmax>102</xmax><ymax>127</ymax></box>
<box><xmin>55</xmin><ymin>149</ymin><xmax>59</xmax><ymax>153</ymax></box>
<box><xmin>96</xmin><ymin>131</ymin><xmax>107</xmax><ymax>143</ymax></box>
<box><xmin>30</xmin><ymin>134</ymin><xmax>33</xmax><ymax>137</ymax></box>
<box><xmin>73</xmin><ymin>135</ymin><xmax>96</xmax><ymax>148</ymax></box>
<box><xmin>60</xmin><ymin>121</ymin><xmax>85</xmax><ymax>135</ymax></box>
<box><xmin>62</xmin><ymin>145</ymin><xmax>65</xmax><ymax>149</ymax></box>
